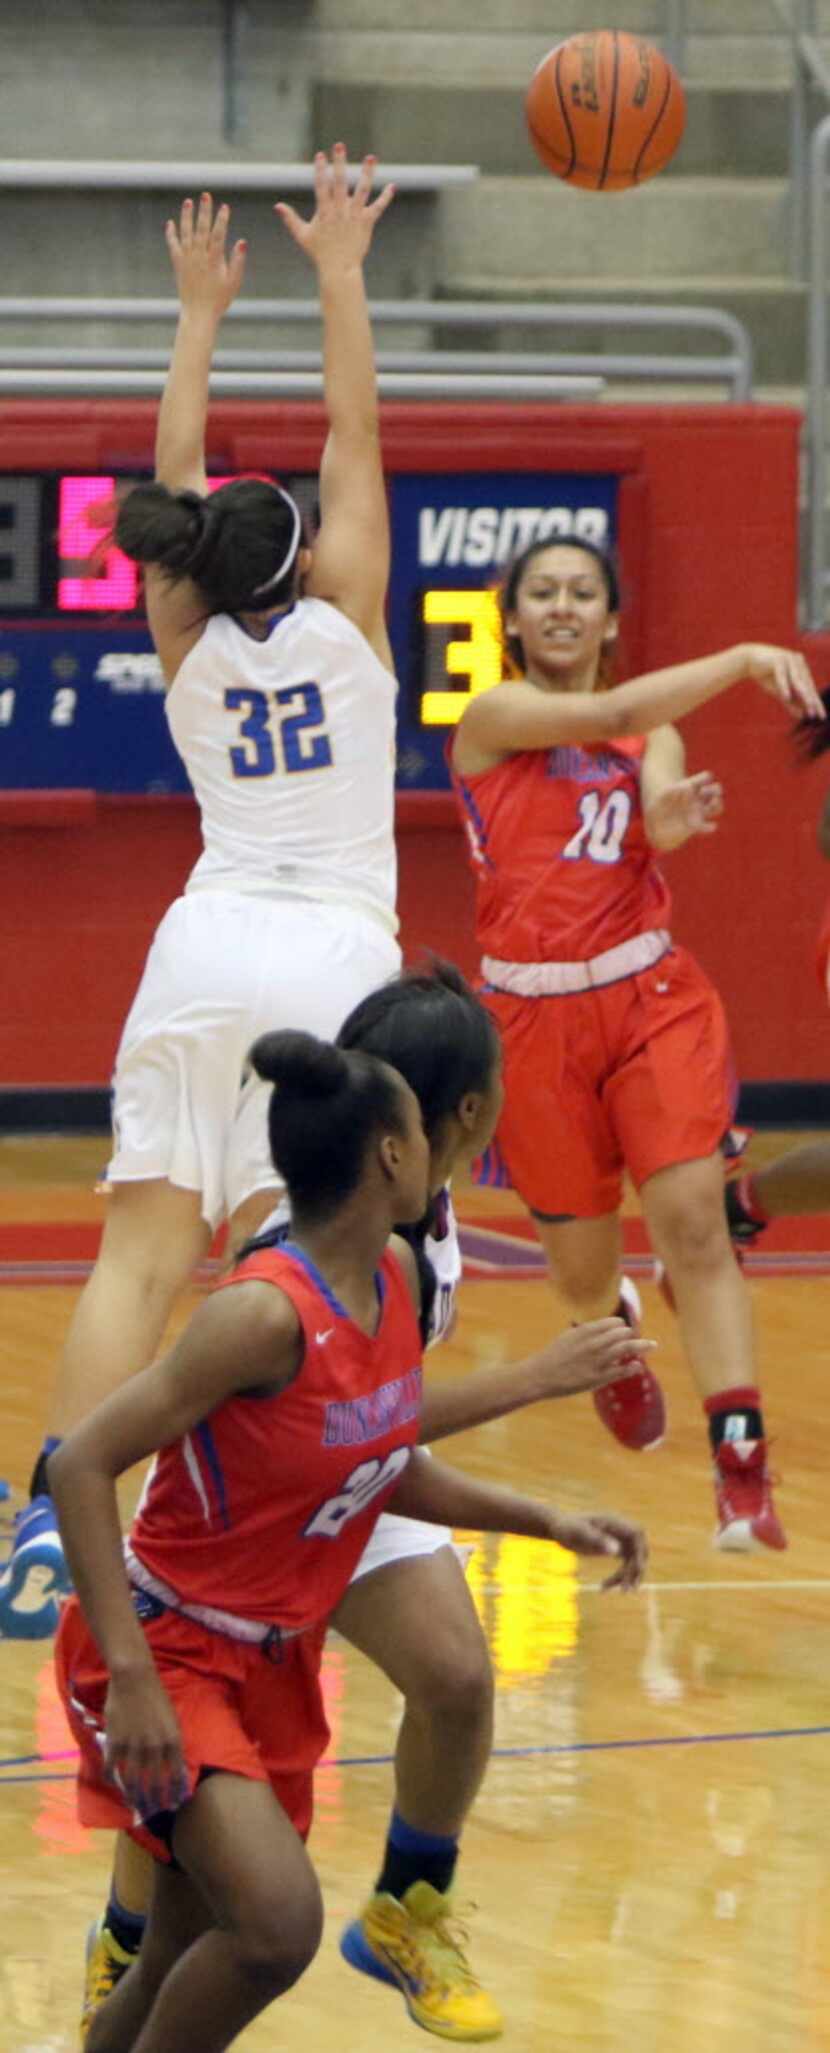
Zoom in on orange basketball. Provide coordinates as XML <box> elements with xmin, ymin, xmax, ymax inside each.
<box><xmin>526</xmin><ymin>30</ymin><xmax>686</xmax><ymax>192</ymax></box>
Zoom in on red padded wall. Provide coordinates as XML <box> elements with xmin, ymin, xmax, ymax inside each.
<box><xmin>1</xmin><ymin>399</ymin><xmax>826</xmax><ymax>1088</ymax></box>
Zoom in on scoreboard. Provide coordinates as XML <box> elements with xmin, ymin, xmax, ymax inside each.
<box><xmin>0</xmin><ymin>464</ymin><xmax>617</xmax><ymax>793</ymax></box>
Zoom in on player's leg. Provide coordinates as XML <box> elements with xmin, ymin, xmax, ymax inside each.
<box><xmin>615</xmin><ymin>949</ymin><xmax>785</xmax><ymax>1551</ymax></box>
<box><xmin>336</xmin><ymin>1544</ymin><xmax>493</xmax><ymax>1835</ymax></box>
<box><xmin>640</xmin><ymin>1152</ymin><xmax>785</xmax><ymax>1550</ymax></box>
<box><xmin>532</xmin><ymin>1209</ymin><xmax>621</xmax><ymax>1318</ymax></box>
<box><xmin>726</xmin><ymin>1138</ymin><xmax>830</xmax><ymax>1244</ymax></box>
<box><xmin>531</xmin><ymin>1212</ymin><xmax>666</xmax><ymax>1451</ymax></box>
<box><xmin>86</xmin><ymin>1775</ymin><xmax>323</xmax><ymax>2053</ymax></box>
<box><xmin>481</xmin><ymin>987</ymin><xmax>665</xmax><ymax>1453</ymax></box>
<box><xmin>82</xmin><ymin>1834</ymin><xmax>156</xmax><ymax>2038</ymax></box>
<box><xmin>0</xmin><ymin>1178</ymin><xmax>209</xmax><ymax>1642</ymax></box>
<box><xmin>51</xmin><ymin>1179</ymin><xmax>211</xmax><ymax>1432</ymax></box>
<box><xmin>333</xmin><ymin>1535</ymin><xmax>502</xmax><ymax>2038</ymax></box>
<box><xmin>3</xmin><ymin>894</ymin><xmax>238</xmax><ymax>1641</ymax></box>
<box><xmin>84</xmin><ymin>1857</ymin><xmax>212</xmax><ymax>2052</ymax></box>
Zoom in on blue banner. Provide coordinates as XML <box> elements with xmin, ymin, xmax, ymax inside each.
<box><xmin>389</xmin><ymin>469</ymin><xmax>618</xmax><ymax>789</ymax></box>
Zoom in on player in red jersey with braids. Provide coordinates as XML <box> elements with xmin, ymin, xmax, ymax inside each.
<box><xmin>451</xmin><ymin>536</ymin><xmax>824</xmax><ymax>1550</ymax></box>
<box><xmin>51</xmin><ymin>1024</ymin><xmax>646</xmax><ymax>2053</ymax></box>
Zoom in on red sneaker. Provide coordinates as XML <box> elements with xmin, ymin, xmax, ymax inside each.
<box><xmin>712</xmin><ymin>1439</ymin><xmax>787</xmax><ymax>1551</ymax></box>
<box><xmin>592</xmin><ymin>1276</ymin><xmax>666</xmax><ymax>1451</ymax></box>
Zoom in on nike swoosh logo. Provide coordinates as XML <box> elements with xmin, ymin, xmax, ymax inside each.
<box><xmin>315</xmin><ymin>1328</ymin><xmax>334</xmax><ymax>1344</ymax></box>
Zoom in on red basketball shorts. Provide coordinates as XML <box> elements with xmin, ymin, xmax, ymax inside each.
<box><xmin>55</xmin><ymin>1595</ymin><xmax>328</xmax><ymax>1862</ymax></box>
<box><xmin>483</xmin><ymin>944</ymin><xmax>736</xmax><ymax>1218</ymax></box>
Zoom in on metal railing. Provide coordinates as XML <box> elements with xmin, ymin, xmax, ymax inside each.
<box><xmin>0</xmin><ymin>296</ymin><xmax>753</xmax><ymax>402</ymax></box>
<box><xmin>668</xmin><ymin>2</ymin><xmax>830</xmax><ymax>625</ymax></box>
<box><xmin>785</xmin><ymin>8</ymin><xmax>830</xmax><ymax>624</ymax></box>
<box><xmin>0</xmin><ymin>160</ymin><xmax>478</xmax><ymax>193</ymax></box>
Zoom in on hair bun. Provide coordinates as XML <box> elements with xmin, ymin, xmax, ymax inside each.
<box><xmin>248</xmin><ymin>1028</ymin><xmax>349</xmax><ymax>1096</ymax></box>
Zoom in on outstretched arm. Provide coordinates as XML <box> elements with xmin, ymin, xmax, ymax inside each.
<box><xmin>276</xmin><ymin>146</ymin><xmax>394</xmax><ymax>661</ymax></box>
<box><xmin>419</xmin><ymin>1316</ymin><xmax>653</xmax><ymax>1442</ymax></box>
<box><xmin>387</xmin><ymin>1447</ymin><xmax>647</xmax><ymax>1592</ymax></box>
<box><xmin>455</xmin><ymin>643</ymin><xmax>825</xmax><ymax>771</ymax></box>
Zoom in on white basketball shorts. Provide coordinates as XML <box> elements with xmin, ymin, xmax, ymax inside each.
<box><xmin>107</xmin><ymin>889</ymin><xmax>400</xmax><ymax>1230</ymax></box>
<box><xmin>349</xmin><ymin>1507</ymin><xmax>454</xmax><ymax>1582</ymax></box>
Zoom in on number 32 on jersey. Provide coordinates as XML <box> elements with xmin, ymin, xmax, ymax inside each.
<box><xmin>562</xmin><ymin>789</ymin><xmax>632</xmax><ymax>865</ymax></box>
<box><xmin>225</xmin><ymin>682</ymin><xmax>332</xmax><ymax>778</ymax></box>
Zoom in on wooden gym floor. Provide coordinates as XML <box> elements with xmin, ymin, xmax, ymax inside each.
<box><xmin>2</xmin><ymin>1132</ymin><xmax>830</xmax><ymax>2053</ymax></box>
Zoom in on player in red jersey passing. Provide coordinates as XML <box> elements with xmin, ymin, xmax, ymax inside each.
<box><xmin>451</xmin><ymin>536</ymin><xmax>824</xmax><ymax>1550</ymax></box>
<box><xmin>51</xmin><ymin>1025</ymin><xmax>646</xmax><ymax>2053</ymax></box>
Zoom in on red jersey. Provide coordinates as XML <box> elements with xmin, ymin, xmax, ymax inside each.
<box><xmin>129</xmin><ymin>1241</ymin><xmax>422</xmax><ymax>1633</ymax></box>
<box><xmin>451</xmin><ymin>735</ymin><xmax>671</xmax><ymax>963</ymax></box>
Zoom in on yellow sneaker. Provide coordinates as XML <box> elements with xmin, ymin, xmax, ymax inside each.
<box><xmin>80</xmin><ymin>1917</ymin><xmax>134</xmax><ymax>2041</ymax></box>
<box><xmin>340</xmin><ymin>1880</ymin><xmax>503</xmax><ymax>2041</ymax></box>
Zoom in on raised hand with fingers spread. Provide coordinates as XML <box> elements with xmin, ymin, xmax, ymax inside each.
<box><xmin>275</xmin><ymin>143</ymin><xmax>395</xmax><ymax>276</ymax></box>
<box><xmin>164</xmin><ymin>191</ymin><xmax>247</xmax><ymax>322</ymax></box>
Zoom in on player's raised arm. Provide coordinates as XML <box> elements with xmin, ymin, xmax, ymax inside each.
<box><xmin>130</xmin><ymin>194</ymin><xmax>247</xmax><ymax>679</ymax></box>
<box><xmin>275</xmin><ymin>146</ymin><xmax>395</xmax><ymax>662</ymax></box>
<box><xmin>155</xmin><ymin>193</ymin><xmax>247</xmax><ymax>493</ymax></box>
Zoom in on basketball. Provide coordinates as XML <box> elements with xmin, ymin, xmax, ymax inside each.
<box><xmin>526</xmin><ymin>30</ymin><xmax>686</xmax><ymax>192</ymax></box>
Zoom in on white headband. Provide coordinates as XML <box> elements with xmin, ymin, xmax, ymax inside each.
<box><xmin>251</xmin><ymin>485</ymin><xmax>303</xmax><ymax>597</ymax></box>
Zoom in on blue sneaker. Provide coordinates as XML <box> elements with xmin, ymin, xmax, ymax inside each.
<box><xmin>0</xmin><ymin>1495</ymin><xmax>71</xmax><ymax>1640</ymax></box>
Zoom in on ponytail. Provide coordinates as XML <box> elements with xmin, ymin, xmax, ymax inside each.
<box><xmin>116</xmin><ymin>476</ymin><xmax>303</xmax><ymax>617</ymax></box>
<box><xmin>115</xmin><ymin>483</ymin><xmax>210</xmax><ymax>578</ymax></box>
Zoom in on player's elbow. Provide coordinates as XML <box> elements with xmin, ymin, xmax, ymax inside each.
<box><xmin>599</xmin><ymin>694</ymin><xmax>632</xmax><ymax>740</ymax></box>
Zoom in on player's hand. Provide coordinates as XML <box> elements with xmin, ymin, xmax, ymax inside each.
<box><xmin>645</xmin><ymin>770</ymin><xmax>724</xmax><ymax>850</ymax></box>
<box><xmin>275</xmin><ymin>145</ymin><xmax>394</xmax><ymax>275</ymax></box>
<box><xmin>165</xmin><ymin>193</ymin><xmax>247</xmax><ymax>319</ymax></box>
<box><xmin>103</xmin><ymin>1669</ymin><xmax>190</xmax><ymax>1821</ymax></box>
<box><xmin>739</xmin><ymin>644</ymin><xmax>826</xmax><ymax>720</ymax></box>
<box><xmin>532</xmin><ymin>1316</ymin><xmax>656</xmax><ymax>1401</ymax></box>
<box><xmin>545</xmin><ymin>1509</ymin><xmax>648</xmax><ymax>1591</ymax></box>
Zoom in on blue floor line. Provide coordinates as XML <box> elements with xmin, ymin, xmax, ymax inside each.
<box><xmin>3</xmin><ymin>1721</ymin><xmax>830</xmax><ymax>1784</ymax></box>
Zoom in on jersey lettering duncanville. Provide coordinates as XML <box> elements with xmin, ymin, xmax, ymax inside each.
<box><xmin>322</xmin><ymin>1366</ymin><xmax>423</xmax><ymax>1448</ymax></box>
<box><xmin>547</xmin><ymin>745</ymin><xmax>626</xmax><ymax>783</ymax></box>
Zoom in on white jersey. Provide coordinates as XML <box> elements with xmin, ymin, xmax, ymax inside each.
<box><xmin>424</xmin><ymin>1188</ymin><xmax>462</xmax><ymax>1348</ymax></box>
<box><xmin>165</xmin><ymin>598</ymin><xmax>397</xmax><ymax>930</ymax></box>
<box><xmin>256</xmin><ymin>1185</ymin><xmax>461</xmax><ymax>1350</ymax></box>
